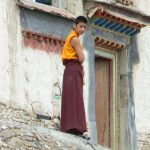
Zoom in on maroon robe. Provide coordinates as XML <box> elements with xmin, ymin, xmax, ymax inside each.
<box><xmin>60</xmin><ymin>59</ymin><xmax>87</xmax><ymax>134</ymax></box>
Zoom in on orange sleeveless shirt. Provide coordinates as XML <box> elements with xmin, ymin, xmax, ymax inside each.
<box><xmin>61</xmin><ymin>30</ymin><xmax>80</xmax><ymax>61</ymax></box>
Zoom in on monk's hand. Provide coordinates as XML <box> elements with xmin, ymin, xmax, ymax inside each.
<box><xmin>82</xmin><ymin>66</ymin><xmax>84</xmax><ymax>77</ymax></box>
<box><xmin>81</xmin><ymin>66</ymin><xmax>85</xmax><ymax>85</ymax></box>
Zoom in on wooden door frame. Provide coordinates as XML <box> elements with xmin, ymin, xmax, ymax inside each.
<box><xmin>95</xmin><ymin>47</ymin><xmax>118</xmax><ymax>150</ymax></box>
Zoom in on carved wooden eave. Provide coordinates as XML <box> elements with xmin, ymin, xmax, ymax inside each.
<box><xmin>88</xmin><ymin>6</ymin><xmax>147</xmax><ymax>37</ymax></box>
<box><xmin>115</xmin><ymin>0</ymin><xmax>134</xmax><ymax>6</ymax></box>
<box><xmin>22</xmin><ymin>30</ymin><xmax>65</xmax><ymax>53</ymax></box>
<box><xmin>95</xmin><ymin>36</ymin><xmax>126</xmax><ymax>51</ymax></box>
<box><xmin>85</xmin><ymin>1</ymin><xmax>150</xmax><ymax>24</ymax></box>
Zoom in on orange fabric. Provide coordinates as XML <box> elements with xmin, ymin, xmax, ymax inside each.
<box><xmin>61</xmin><ymin>30</ymin><xmax>79</xmax><ymax>61</ymax></box>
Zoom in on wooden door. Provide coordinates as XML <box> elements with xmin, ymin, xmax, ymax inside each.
<box><xmin>95</xmin><ymin>56</ymin><xmax>113</xmax><ymax>148</ymax></box>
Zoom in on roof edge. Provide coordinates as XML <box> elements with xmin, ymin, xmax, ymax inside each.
<box><xmin>17</xmin><ymin>0</ymin><xmax>75</xmax><ymax>20</ymax></box>
<box><xmin>85</xmin><ymin>1</ymin><xmax>150</xmax><ymax>25</ymax></box>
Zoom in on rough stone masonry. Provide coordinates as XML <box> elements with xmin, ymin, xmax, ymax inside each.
<box><xmin>0</xmin><ymin>101</ymin><xmax>108</xmax><ymax>150</ymax></box>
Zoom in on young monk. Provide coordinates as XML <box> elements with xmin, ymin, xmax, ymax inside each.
<box><xmin>60</xmin><ymin>16</ymin><xmax>88</xmax><ymax>138</ymax></box>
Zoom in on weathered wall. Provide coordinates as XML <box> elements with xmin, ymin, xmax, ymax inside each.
<box><xmin>0</xmin><ymin>1</ymin><xmax>10</xmax><ymax>101</ymax></box>
<box><xmin>135</xmin><ymin>0</ymin><xmax>150</xmax><ymax>15</ymax></box>
<box><xmin>0</xmin><ymin>0</ymin><xmax>69</xmax><ymax>117</ymax></box>
<box><xmin>61</xmin><ymin>0</ymin><xmax>84</xmax><ymax>16</ymax></box>
<box><xmin>0</xmin><ymin>0</ymin><xmax>19</xmax><ymax>102</ymax></box>
<box><xmin>15</xmin><ymin>8</ymin><xmax>74</xmax><ymax>116</ymax></box>
<box><xmin>131</xmin><ymin>0</ymin><xmax>150</xmax><ymax>149</ymax></box>
<box><xmin>21</xmin><ymin>47</ymin><xmax>64</xmax><ymax>116</ymax></box>
<box><xmin>133</xmin><ymin>26</ymin><xmax>150</xmax><ymax>133</ymax></box>
<box><xmin>133</xmin><ymin>26</ymin><xmax>150</xmax><ymax>149</ymax></box>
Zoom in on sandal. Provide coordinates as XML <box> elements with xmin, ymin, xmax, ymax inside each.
<box><xmin>78</xmin><ymin>132</ymin><xmax>90</xmax><ymax>140</ymax></box>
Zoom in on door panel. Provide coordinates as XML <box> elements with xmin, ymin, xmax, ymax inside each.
<box><xmin>95</xmin><ymin>57</ymin><xmax>113</xmax><ymax>148</ymax></box>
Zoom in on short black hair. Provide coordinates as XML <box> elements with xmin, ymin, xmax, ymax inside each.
<box><xmin>74</xmin><ymin>16</ymin><xmax>88</xmax><ymax>25</ymax></box>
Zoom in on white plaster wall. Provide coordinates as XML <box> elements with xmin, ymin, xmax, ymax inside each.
<box><xmin>15</xmin><ymin>38</ymin><xmax>89</xmax><ymax>118</ymax></box>
<box><xmin>133</xmin><ymin>0</ymin><xmax>150</xmax><ymax>134</ymax></box>
<box><xmin>0</xmin><ymin>1</ymin><xmax>10</xmax><ymax>101</ymax></box>
<box><xmin>62</xmin><ymin>0</ymin><xmax>84</xmax><ymax>16</ymax></box>
<box><xmin>0</xmin><ymin>0</ymin><xmax>64</xmax><ymax>116</ymax></box>
<box><xmin>133</xmin><ymin>26</ymin><xmax>150</xmax><ymax>133</ymax></box>
<box><xmin>134</xmin><ymin>0</ymin><xmax>150</xmax><ymax>15</ymax></box>
<box><xmin>83</xmin><ymin>49</ymin><xmax>90</xmax><ymax>126</ymax></box>
<box><xmin>16</xmin><ymin>46</ymin><xmax>64</xmax><ymax>116</ymax></box>
<box><xmin>0</xmin><ymin>0</ymin><xmax>68</xmax><ymax>117</ymax></box>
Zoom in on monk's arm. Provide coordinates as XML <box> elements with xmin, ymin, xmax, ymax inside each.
<box><xmin>70</xmin><ymin>37</ymin><xmax>85</xmax><ymax>63</ymax></box>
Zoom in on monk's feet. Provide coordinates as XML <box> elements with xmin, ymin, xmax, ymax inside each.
<box><xmin>78</xmin><ymin>132</ymin><xmax>90</xmax><ymax>140</ymax></box>
<box><xmin>67</xmin><ymin>129</ymin><xmax>90</xmax><ymax>140</ymax></box>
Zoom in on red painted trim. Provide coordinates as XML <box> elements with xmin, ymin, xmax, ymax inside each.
<box><xmin>95</xmin><ymin>37</ymin><xmax>126</xmax><ymax>51</ymax></box>
<box><xmin>22</xmin><ymin>30</ymin><xmax>65</xmax><ymax>54</ymax></box>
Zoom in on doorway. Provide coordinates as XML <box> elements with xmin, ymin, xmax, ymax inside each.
<box><xmin>95</xmin><ymin>56</ymin><xmax>113</xmax><ymax>148</ymax></box>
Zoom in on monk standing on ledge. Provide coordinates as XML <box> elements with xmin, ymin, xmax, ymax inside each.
<box><xmin>60</xmin><ymin>16</ymin><xmax>88</xmax><ymax>138</ymax></box>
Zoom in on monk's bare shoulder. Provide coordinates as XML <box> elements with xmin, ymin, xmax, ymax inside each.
<box><xmin>70</xmin><ymin>37</ymin><xmax>80</xmax><ymax>47</ymax></box>
<box><xmin>70</xmin><ymin>36</ymin><xmax>84</xmax><ymax>63</ymax></box>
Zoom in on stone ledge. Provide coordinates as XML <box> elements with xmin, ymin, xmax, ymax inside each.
<box><xmin>17</xmin><ymin>0</ymin><xmax>75</xmax><ymax>20</ymax></box>
<box><xmin>137</xmin><ymin>132</ymin><xmax>150</xmax><ymax>150</ymax></box>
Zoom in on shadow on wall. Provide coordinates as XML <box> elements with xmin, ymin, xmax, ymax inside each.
<box><xmin>128</xmin><ymin>35</ymin><xmax>140</xmax><ymax>150</ymax></box>
<box><xmin>130</xmin><ymin>36</ymin><xmax>140</xmax><ymax>66</ymax></box>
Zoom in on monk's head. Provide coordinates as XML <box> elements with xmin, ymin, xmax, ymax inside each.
<box><xmin>73</xmin><ymin>16</ymin><xmax>88</xmax><ymax>35</ymax></box>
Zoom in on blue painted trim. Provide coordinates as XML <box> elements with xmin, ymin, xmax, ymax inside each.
<box><xmin>94</xmin><ymin>18</ymin><xmax>104</xmax><ymax>25</ymax></box>
<box><xmin>122</xmin><ymin>27</ymin><xmax>132</xmax><ymax>33</ymax></box>
<box><xmin>120</xmin><ymin>26</ymin><xmax>130</xmax><ymax>33</ymax></box>
<box><xmin>126</xmin><ymin>28</ymin><xmax>136</xmax><ymax>35</ymax></box>
<box><xmin>100</xmin><ymin>20</ymin><xmax>109</xmax><ymax>26</ymax></box>
<box><xmin>94</xmin><ymin>19</ymin><xmax>101</xmax><ymax>24</ymax></box>
<box><xmin>104</xmin><ymin>21</ymin><xmax>113</xmax><ymax>28</ymax></box>
<box><xmin>117</xmin><ymin>26</ymin><xmax>127</xmax><ymax>32</ymax></box>
<box><xmin>96</xmin><ymin>19</ymin><xmax>106</xmax><ymax>26</ymax></box>
<box><xmin>92</xmin><ymin>18</ymin><xmax>140</xmax><ymax>37</ymax></box>
<box><xmin>113</xmin><ymin>24</ymin><xmax>123</xmax><ymax>31</ymax></box>
<box><xmin>129</xmin><ymin>30</ymin><xmax>140</xmax><ymax>36</ymax></box>
<box><xmin>124</xmin><ymin>27</ymin><xmax>134</xmax><ymax>34</ymax></box>
<box><xmin>90</xmin><ymin>18</ymin><xmax>102</xmax><ymax>24</ymax></box>
<box><xmin>115</xmin><ymin>25</ymin><xmax>125</xmax><ymax>31</ymax></box>
<box><xmin>109</xmin><ymin>23</ymin><xmax>119</xmax><ymax>30</ymax></box>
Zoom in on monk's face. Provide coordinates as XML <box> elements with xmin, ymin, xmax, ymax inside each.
<box><xmin>74</xmin><ymin>22</ymin><xmax>87</xmax><ymax>35</ymax></box>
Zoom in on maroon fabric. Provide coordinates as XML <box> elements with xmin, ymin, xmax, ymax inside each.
<box><xmin>60</xmin><ymin>59</ymin><xmax>87</xmax><ymax>134</ymax></box>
